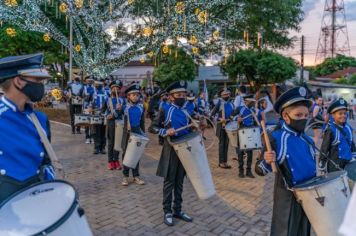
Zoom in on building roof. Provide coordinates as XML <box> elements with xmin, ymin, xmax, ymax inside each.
<box><xmin>196</xmin><ymin>66</ymin><xmax>229</xmax><ymax>82</ymax></box>
<box><xmin>308</xmin><ymin>80</ymin><xmax>356</xmax><ymax>89</ymax></box>
<box><xmin>324</xmin><ymin>67</ymin><xmax>356</xmax><ymax>79</ymax></box>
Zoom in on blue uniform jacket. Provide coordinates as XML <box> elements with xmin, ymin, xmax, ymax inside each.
<box><xmin>0</xmin><ymin>97</ymin><xmax>50</xmax><ymax>181</ymax></box>
<box><xmin>257</xmin><ymin>123</ymin><xmax>317</xmax><ymax>186</ymax></box>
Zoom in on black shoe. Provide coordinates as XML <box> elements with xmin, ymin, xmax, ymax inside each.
<box><xmin>246</xmin><ymin>171</ymin><xmax>255</xmax><ymax>178</ymax></box>
<box><xmin>239</xmin><ymin>171</ymin><xmax>245</xmax><ymax>178</ymax></box>
<box><xmin>173</xmin><ymin>212</ymin><xmax>193</xmax><ymax>222</ymax></box>
<box><xmin>100</xmin><ymin>150</ymin><xmax>106</xmax><ymax>154</ymax></box>
<box><xmin>93</xmin><ymin>149</ymin><xmax>100</xmax><ymax>155</ymax></box>
<box><xmin>164</xmin><ymin>213</ymin><xmax>174</xmax><ymax>226</ymax></box>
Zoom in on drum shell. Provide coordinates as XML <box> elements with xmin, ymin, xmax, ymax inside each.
<box><xmin>225</xmin><ymin>122</ymin><xmax>239</xmax><ymax>148</ymax></box>
<box><xmin>345</xmin><ymin>161</ymin><xmax>356</xmax><ymax>191</ymax></box>
<box><xmin>171</xmin><ymin>132</ymin><xmax>216</xmax><ymax>200</ymax></box>
<box><xmin>114</xmin><ymin>120</ymin><xmax>124</xmax><ymax>151</ymax></box>
<box><xmin>293</xmin><ymin>171</ymin><xmax>350</xmax><ymax>236</ymax></box>
<box><xmin>90</xmin><ymin>116</ymin><xmax>104</xmax><ymax>125</ymax></box>
<box><xmin>238</xmin><ymin>127</ymin><xmax>262</xmax><ymax>150</ymax></box>
<box><xmin>123</xmin><ymin>134</ymin><xmax>149</xmax><ymax>168</ymax></box>
<box><xmin>0</xmin><ymin>180</ymin><xmax>93</xmax><ymax>236</ymax></box>
<box><xmin>71</xmin><ymin>98</ymin><xmax>83</xmax><ymax>105</ymax></box>
<box><xmin>74</xmin><ymin>115</ymin><xmax>91</xmax><ymax>127</ymax></box>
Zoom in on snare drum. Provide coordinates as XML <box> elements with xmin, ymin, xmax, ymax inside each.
<box><xmin>238</xmin><ymin>127</ymin><xmax>262</xmax><ymax>150</ymax></box>
<box><xmin>0</xmin><ymin>180</ymin><xmax>93</xmax><ymax>236</ymax></box>
<box><xmin>90</xmin><ymin>115</ymin><xmax>104</xmax><ymax>125</ymax></box>
<box><xmin>123</xmin><ymin>133</ymin><xmax>149</xmax><ymax>168</ymax></box>
<box><xmin>71</xmin><ymin>97</ymin><xmax>83</xmax><ymax>105</ymax></box>
<box><xmin>225</xmin><ymin>122</ymin><xmax>239</xmax><ymax>148</ymax></box>
<box><xmin>345</xmin><ymin>161</ymin><xmax>356</xmax><ymax>191</ymax></box>
<box><xmin>170</xmin><ymin>132</ymin><xmax>216</xmax><ymax>200</ymax></box>
<box><xmin>74</xmin><ymin>114</ymin><xmax>91</xmax><ymax>127</ymax></box>
<box><xmin>293</xmin><ymin>171</ymin><xmax>351</xmax><ymax>236</ymax></box>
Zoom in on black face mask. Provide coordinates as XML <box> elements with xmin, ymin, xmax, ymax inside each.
<box><xmin>97</xmin><ymin>85</ymin><xmax>103</xmax><ymax>90</ymax></box>
<box><xmin>174</xmin><ymin>98</ymin><xmax>186</xmax><ymax>107</ymax></box>
<box><xmin>162</xmin><ymin>98</ymin><xmax>168</xmax><ymax>102</ymax></box>
<box><xmin>222</xmin><ymin>97</ymin><xmax>230</xmax><ymax>101</ymax></box>
<box><xmin>16</xmin><ymin>77</ymin><xmax>45</xmax><ymax>102</ymax></box>
<box><xmin>287</xmin><ymin>114</ymin><xmax>308</xmax><ymax>133</ymax></box>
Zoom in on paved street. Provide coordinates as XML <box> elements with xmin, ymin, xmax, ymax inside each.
<box><xmin>52</xmin><ymin>122</ymin><xmax>274</xmax><ymax>236</ymax></box>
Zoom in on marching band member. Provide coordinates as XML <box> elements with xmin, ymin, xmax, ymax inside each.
<box><xmin>68</xmin><ymin>75</ymin><xmax>84</xmax><ymax>134</ymax></box>
<box><xmin>211</xmin><ymin>88</ymin><xmax>235</xmax><ymax>169</ymax></box>
<box><xmin>153</xmin><ymin>81</ymin><xmax>194</xmax><ymax>226</ymax></box>
<box><xmin>257</xmin><ymin>98</ymin><xmax>267</xmax><ymax>123</ymax></box>
<box><xmin>0</xmin><ymin>53</ymin><xmax>55</xmax><ymax>203</ymax></box>
<box><xmin>197</xmin><ymin>91</ymin><xmax>207</xmax><ymax>115</ymax></box>
<box><xmin>92</xmin><ymin>79</ymin><xmax>107</xmax><ymax>155</ymax></box>
<box><xmin>102</xmin><ymin>80</ymin><xmax>124</xmax><ymax>171</ymax></box>
<box><xmin>184</xmin><ymin>92</ymin><xmax>197</xmax><ymax>116</ymax></box>
<box><xmin>235</xmin><ymin>95</ymin><xmax>257</xmax><ymax>178</ymax></box>
<box><xmin>311</xmin><ymin>95</ymin><xmax>325</xmax><ymax>145</ymax></box>
<box><xmin>233</xmin><ymin>85</ymin><xmax>246</xmax><ymax>108</ymax></box>
<box><xmin>121</xmin><ymin>84</ymin><xmax>145</xmax><ymax>186</ymax></box>
<box><xmin>255</xmin><ymin>87</ymin><xmax>316</xmax><ymax>236</ymax></box>
<box><xmin>83</xmin><ymin>77</ymin><xmax>95</xmax><ymax>144</ymax></box>
<box><xmin>320</xmin><ymin>98</ymin><xmax>356</xmax><ymax>172</ymax></box>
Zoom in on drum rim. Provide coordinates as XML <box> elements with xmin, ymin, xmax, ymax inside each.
<box><xmin>293</xmin><ymin>171</ymin><xmax>347</xmax><ymax>190</ymax></box>
<box><xmin>130</xmin><ymin>132</ymin><xmax>149</xmax><ymax>140</ymax></box>
<box><xmin>170</xmin><ymin>131</ymin><xmax>200</xmax><ymax>144</ymax></box>
<box><xmin>0</xmin><ymin>180</ymin><xmax>79</xmax><ymax>235</ymax></box>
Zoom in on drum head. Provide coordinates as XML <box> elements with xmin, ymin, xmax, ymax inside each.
<box><xmin>293</xmin><ymin>171</ymin><xmax>347</xmax><ymax>190</ymax></box>
<box><xmin>0</xmin><ymin>180</ymin><xmax>77</xmax><ymax>235</ymax></box>
<box><xmin>345</xmin><ymin>161</ymin><xmax>356</xmax><ymax>181</ymax></box>
<box><xmin>130</xmin><ymin>133</ymin><xmax>149</xmax><ymax>141</ymax></box>
<box><xmin>225</xmin><ymin>122</ymin><xmax>238</xmax><ymax>131</ymax></box>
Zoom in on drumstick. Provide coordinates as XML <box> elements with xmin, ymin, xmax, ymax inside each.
<box><xmin>251</xmin><ymin>111</ymin><xmax>261</xmax><ymax>127</ymax></box>
<box><xmin>163</xmin><ymin>124</ymin><xmax>193</xmax><ymax>137</ymax></box>
<box><xmin>261</xmin><ymin>120</ymin><xmax>277</xmax><ymax>173</ymax></box>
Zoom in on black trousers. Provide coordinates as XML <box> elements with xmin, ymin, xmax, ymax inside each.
<box><xmin>94</xmin><ymin>124</ymin><xmax>106</xmax><ymax>151</ymax></box>
<box><xmin>107</xmin><ymin>119</ymin><xmax>120</xmax><ymax>162</ymax></box>
<box><xmin>218</xmin><ymin>130</ymin><xmax>229</xmax><ymax>164</ymax></box>
<box><xmin>0</xmin><ymin>175</ymin><xmax>41</xmax><ymax>204</ymax></box>
<box><xmin>163</xmin><ymin>153</ymin><xmax>185</xmax><ymax>214</ymax></box>
<box><xmin>236</xmin><ymin>149</ymin><xmax>253</xmax><ymax>171</ymax></box>
<box><xmin>69</xmin><ymin>104</ymin><xmax>82</xmax><ymax>132</ymax></box>
<box><xmin>85</xmin><ymin>126</ymin><xmax>92</xmax><ymax>139</ymax></box>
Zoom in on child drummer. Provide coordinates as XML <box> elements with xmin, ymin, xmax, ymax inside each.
<box><xmin>121</xmin><ymin>84</ymin><xmax>145</xmax><ymax>186</ymax></box>
<box><xmin>102</xmin><ymin>80</ymin><xmax>124</xmax><ymax>171</ymax></box>
<box><xmin>235</xmin><ymin>94</ymin><xmax>257</xmax><ymax>178</ymax></box>
<box><xmin>320</xmin><ymin>98</ymin><xmax>356</xmax><ymax>172</ymax></box>
<box><xmin>255</xmin><ymin>87</ymin><xmax>317</xmax><ymax>236</ymax></box>
<box><xmin>152</xmin><ymin>81</ymin><xmax>194</xmax><ymax>226</ymax></box>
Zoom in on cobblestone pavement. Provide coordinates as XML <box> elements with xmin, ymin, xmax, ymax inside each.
<box><xmin>52</xmin><ymin>122</ymin><xmax>274</xmax><ymax>236</ymax></box>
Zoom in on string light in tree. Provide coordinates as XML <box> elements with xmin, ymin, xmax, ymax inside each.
<box><xmin>4</xmin><ymin>0</ymin><xmax>17</xmax><ymax>7</ymax></box>
<box><xmin>6</xmin><ymin>27</ymin><xmax>16</xmax><ymax>37</ymax></box>
<box><xmin>127</xmin><ymin>0</ymin><xmax>134</xmax><ymax>5</ymax></box>
<box><xmin>189</xmin><ymin>35</ymin><xmax>198</xmax><ymax>45</ymax></box>
<box><xmin>74</xmin><ymin>0</ymin><xmax>83</xmax><ymax>9</ymax></box>
<box><xmin>175</xmin><ymin>2</ymin><xmax>185</xmax><ymax>14</ymax></box>
<box><xmin>162</xmin><ymin>45</ymin><xmax>169</xmax><ymax>54</ymax></box>
<box><xmin>212</xmin><ymin>30</ymin><xmax>220</xmax><ymax>40</ymax></box>
<box><xmin>142</xmin><ymin>27</ymin><xmax>153</xmax><ymax>37</ymax></box>
<box><xmin>59</xmin><ymin>2</ymin><xmax>68</xmax><ymax>13</ymax></box>
<box><xmin>147</xmin><ymin>51</ymin><xmax>154</xmax><ymax>58</ymax></box>
<box><xmin>43</xmin><ymin>33</ymin><xmax>51</xmax><ymax>42</ymax></box>
<box><xmin>139</xmin><ymin>56</ymin><xmax>145</xmax><ymax>63</ymax></box>
<box><xmin>75</xmin><ymin>44</ymin><xmax>81</xmax><ymax>52</ymax></box>
<box><xmin>192</xmin><ymin>47</ymin><xmax>199</xmax><ymax>54</ymax></box>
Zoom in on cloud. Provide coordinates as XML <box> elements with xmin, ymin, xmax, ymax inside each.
<box><xmin>345</xmin><ymin>2</ymin><xmax>356</xmax><ymax>21</ymax></box>
<box><xmin>303</xmin><ymin>0</ymin><xmax>318</xmax><ymax>17</ymax></box>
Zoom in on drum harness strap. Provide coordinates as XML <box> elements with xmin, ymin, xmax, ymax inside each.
<box><xmin>29</xmin><ymin>113</ymin><xmax>65</xmax><ymax>179</ymax></box>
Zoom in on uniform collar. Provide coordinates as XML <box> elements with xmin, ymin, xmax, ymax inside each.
<box><xmin>1</xmin><ymin>96</ymin><xmax>33</xmax><ymax>113</ymax></box>
<box><xmin>282</xmin><ymin>122</ymin><xmax>298</xmax><ymax>136</ymax></box>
